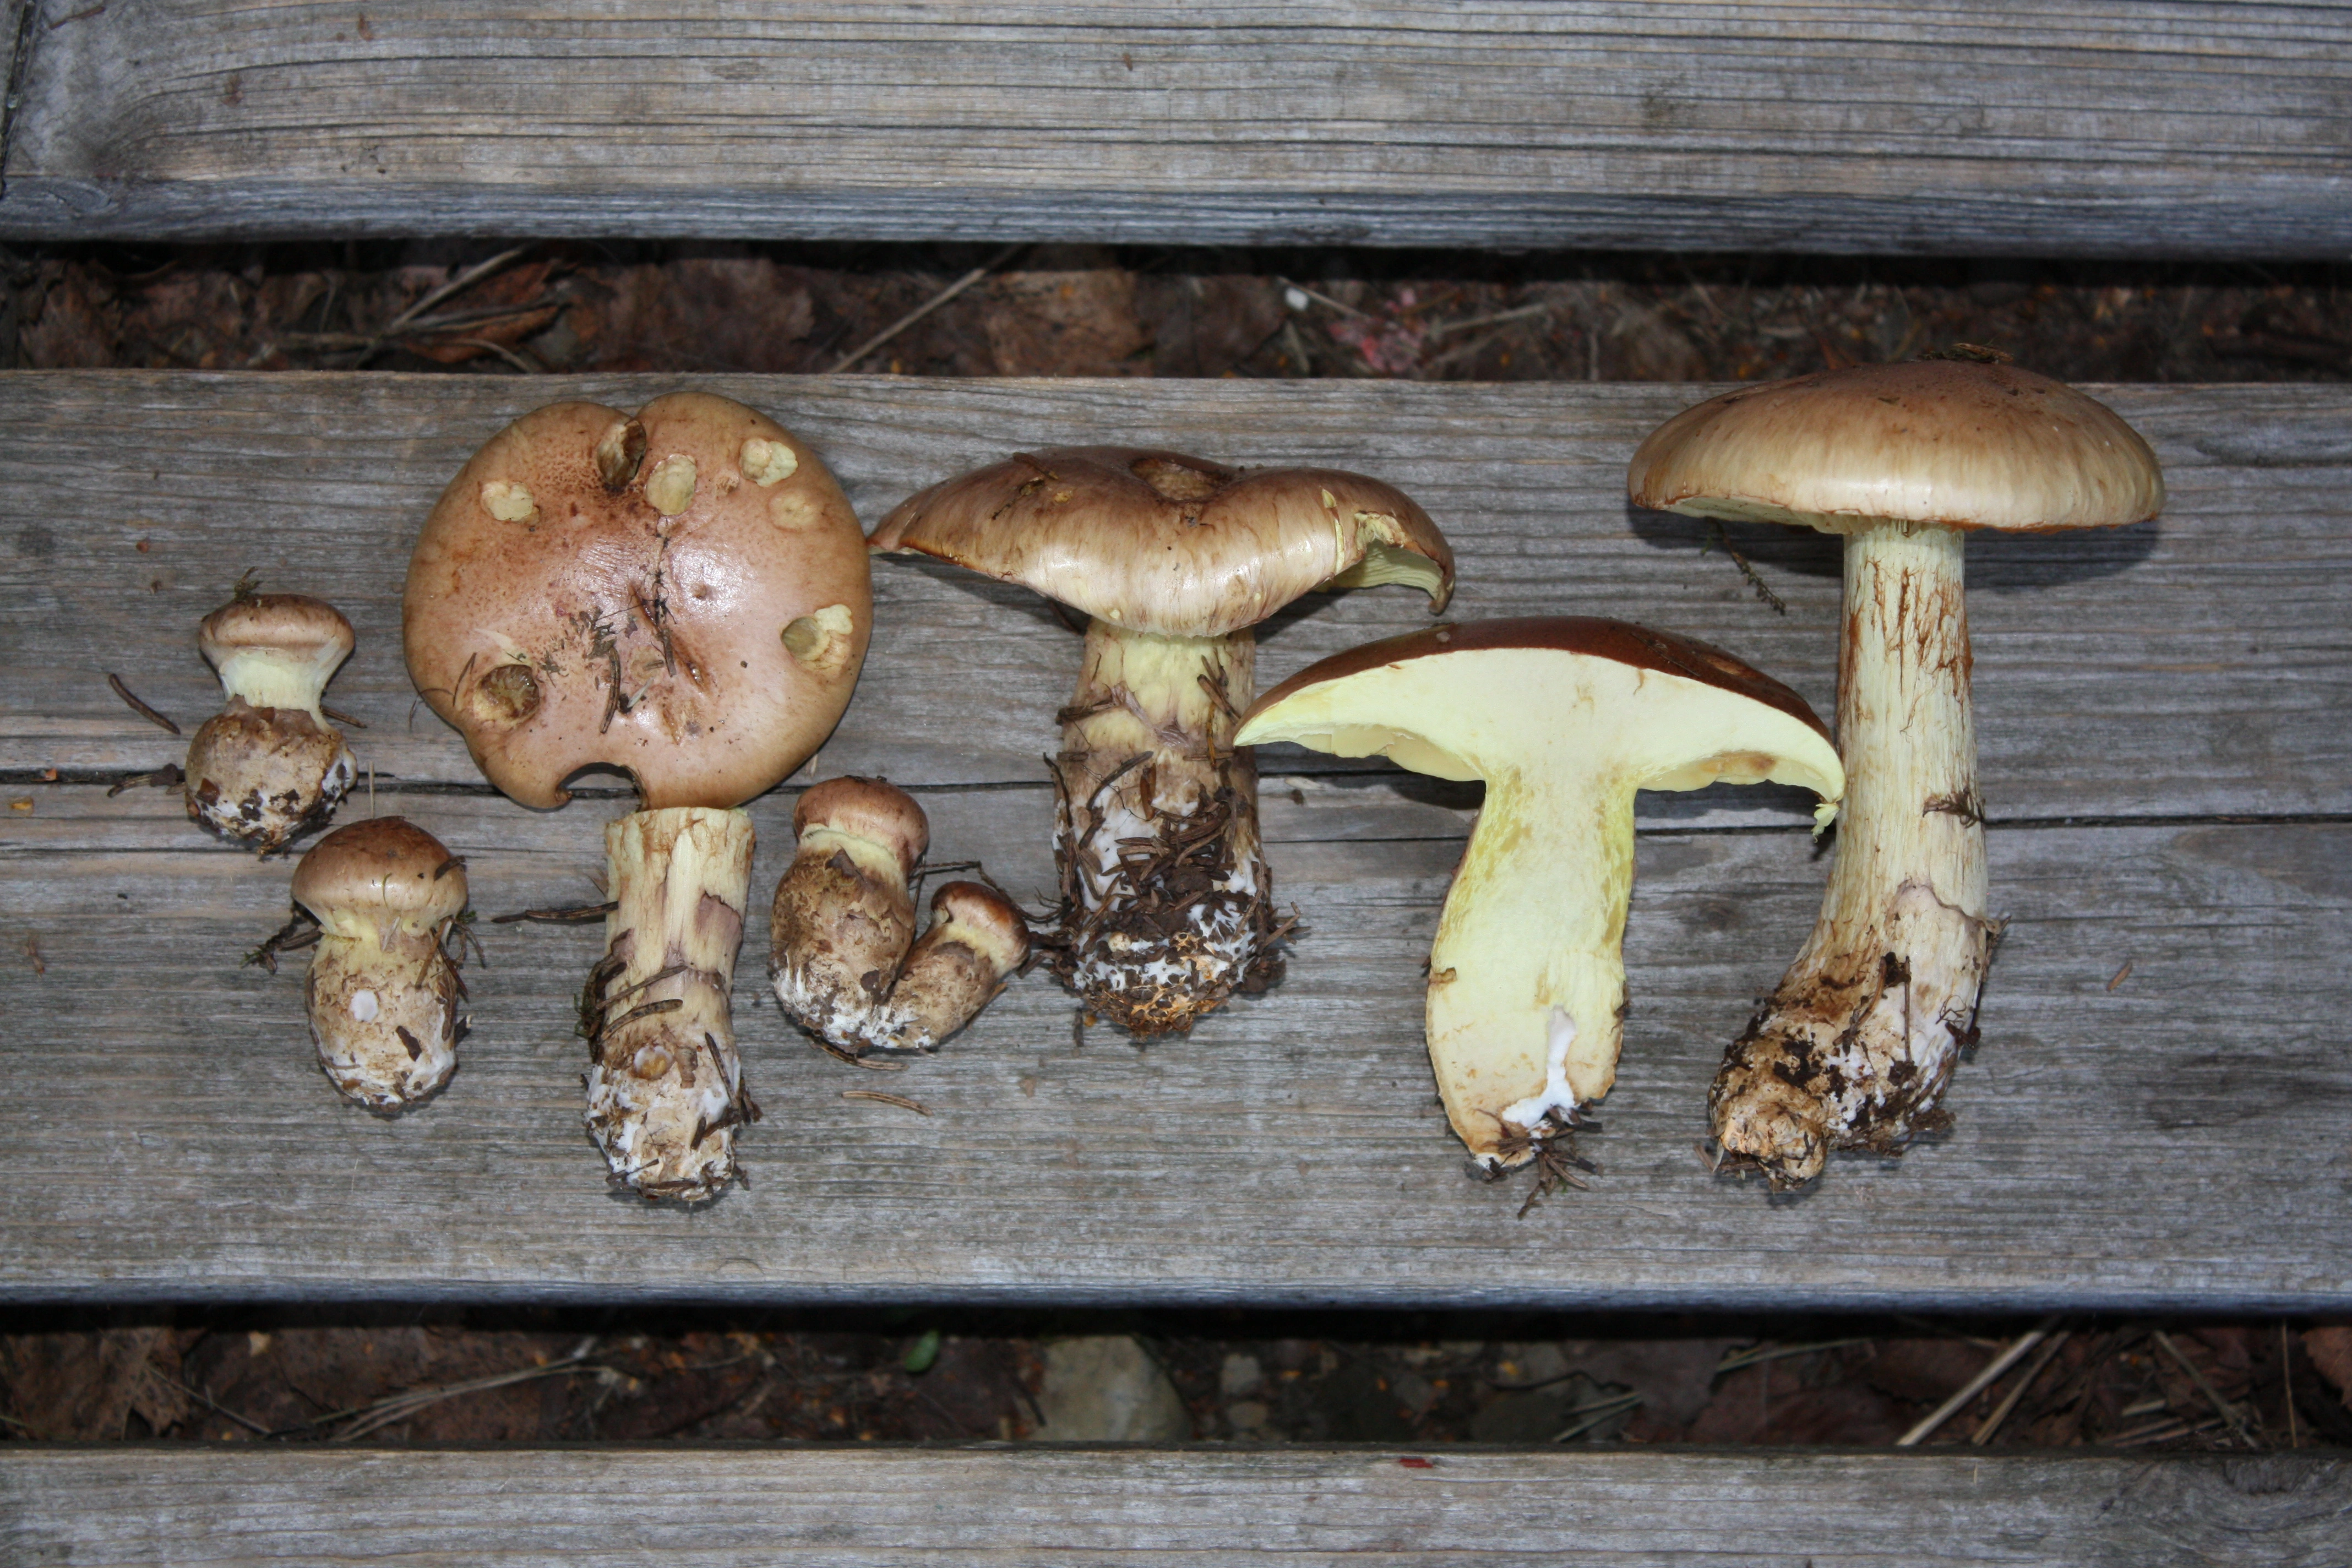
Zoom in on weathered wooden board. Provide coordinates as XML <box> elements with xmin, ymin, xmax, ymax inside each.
<box><xmin>2</xmin><ymin>375</ymin><xmax>2345</xmax><ymax>822</ymax></box>
<box><xmin>1</xmin><ymin>782</ymin><xmax>2346</xmax><ymax>1308</ymax></box>
<box><xmin>4</xmin><ymin>1447</ymin><xmax>2347</xmax><ymax>1565</ymax></box>
<box><xmin>2</xmin><ymin>3</ymin><xmax>2349</xmax><ymax>254</ymax></box>
<box><xmin>0</xmin><ymin>371</ymin><xmax>2343</xmax><ymax>1308</ymax></box>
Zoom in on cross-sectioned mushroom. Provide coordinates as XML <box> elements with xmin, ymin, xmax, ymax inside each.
<box><xmin>769</xmin><ymin>776</ymin><xmax>929</xmax><ymax>1051</ymax></box>
<box><xmin>184</xmin><ymin>592</ymin><xmax>357</xmax><ymax>852</ymax></box>
<box><xmin>870</xmin><ymin>447</ymin><xmax>1451</xmax><ymax>1037</ymax></box>
<box><xmin>404</xmin><ymin>392</ymin><xmax>870</xmax><ymax>1202</ymax></box>
<box><xmin>1629</xmin><ymin>358</ymin><xmax>2163</xmax><ymax>1186</ymax></box>
<box><xmin>288</xmin><ymin>816</ymin><xmax>469</xmax><ymax>1110</ymax></box>
<box><xmin>1235</xmin><ymin>618</ymin><xmax>1843</xmax><ymax>1170</ymax></box>
<box><xmin>872</xmin><ymin>881</ymin><xmax>1032</xmax><ymax>1053</ymax></box>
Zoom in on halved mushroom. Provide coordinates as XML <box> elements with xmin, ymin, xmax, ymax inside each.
<box><xmin>288</xmin><ymin>816</ymin><xmax>468</xmax><ymax>1110</ymax></box>
<box><xmin>769</xmin><ymin>776</ymin><xmax>929</xmax><ymax>1051</ymax></box>
<box><xmin>870</xmin><ymin>447</ymin><xmax>1451</xmax><ymax>1037</ymax></box>
<box><xmin>1630</xmin><ymin>359</ymin><xmax>2163</xmax><ymax>1185</ymax></box>
<box><xmin>184</xmin><ymin>593</ymin><xmax>357</xmax><ymax>853</ymax></box>
<box><xmin>1235</xmin><ymin>618</ymin><xmax>1843</xmax><ymax>1169</ymax></box>
<box><xmin>405</xmin><ymin>392</ymin><xmax>870</xmax><ymax>1202</ymax></box>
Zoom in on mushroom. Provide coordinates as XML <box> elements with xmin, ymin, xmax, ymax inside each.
<box><xmin>769</xmin><ymin>775</ymin><xmax>929</xmax><ymax>1051</ymax></box>
<box><xmin>1628</xmin><ymin>358</ymin><xmax>2164</xmax><ymax>1185</ymax></box>
<box><xmin>288</xmin><ymin>816</ymin><xmax>468</xmax><ymax>1110</ymax></box>
<box><xmin>1234</xmin><ymin>617</ymin><xmax>1843</xmax><ymax>1169</ymax></box>
<box><xmin>404</xmin><ymin>392</ymin><xmax>870</xmax><ymax>1202</ymax></box>
<box><xmin>873</xmin><ymin>881</ymin><xmax>1033</xmax><ymax>1052</ymax></box>
<box><xmin>870</xmin><ymin>447</ymin><xmax>1451</xmax><ymax>1036</ymax></box>
<box><xmin>184</xmin><ymin>592</ymin><xmax>357</xmax><ymax>852</ymax></box>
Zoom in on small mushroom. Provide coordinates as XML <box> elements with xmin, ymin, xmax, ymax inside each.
<box><xmin>873</xmin><ymin>881</ymin><xmax>1033</xmax><ymax>1052</ymax></box>
<box><xmin>870</xmin><ymin>447</ymin><xmax>1451</xmax><ymax>1037</ymax></box>
<box><xmin>288</xmin><ymin>817</ymin><xmax>468</xmax><ymax>1110</ymax></box>
<box><xmin>1235</xmin><ymin>617</ymin><xmax>1843</xmax><ymax>1170</ymax></box>
<box><xmin>184</xmin><ymin>592</ymin><xmax>357</xmax><ymax>852</ymax></box>
<box><xmin>1629</xmin><ymin>359</ymin><xmax>2163</xmax><ymax>1185</ymax></box>
<box><xmin>769</xmin><ymin>776</ymin><xmax>929</xmax><ymax>1050</ymax></box>
<box><xmin>405</xmin><ymin>393</ymin><xmax>870</xmax><ymax>1202</ymax></box>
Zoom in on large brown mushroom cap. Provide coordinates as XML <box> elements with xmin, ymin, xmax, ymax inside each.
<box><xmin>291</xmin><ymin>816</ymin><xmax>467</xmax><ymax>930</ymax></box>
<box><xmin>869</xmin><ymin>446</ymin><xmax>1453</xmax><ymax>636</ymax></box>
<box><xmin>1628</xmin><ymin>361</ymin><xmax>2165</xmax><ymax>533</ymax></box>
<box><xmin>404</xmin><ymin>393</ymin><xmax>870</xmax><ymax>810</ymax></box>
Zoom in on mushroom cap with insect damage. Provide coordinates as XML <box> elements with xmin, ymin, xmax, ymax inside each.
<box><xmin>291</xmin><ymin>816</ymin><xmax>467</xmax><ymax>927</ymax></box>
<box><xmin>1629</xmin><ymin>360</ymin><xmax>2165</xmax><ymax>535</ymax></box>
<box><xmin>868</xmin><ymin>446</ymin><xmax>1454</xmax><ymax>636</ymax></box>
<box><xmin>403</xmin><ymin>393</ymin><xmax>870</xmax><ymax>811</ymax></box>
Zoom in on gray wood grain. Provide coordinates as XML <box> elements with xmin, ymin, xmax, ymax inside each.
<box><xmin>1</xmin><ymin>780</ymin><xmax>2345</xmax><ymax>1308</ymax></box>
<box><xmin>1</xmin><ymin>3</ymin><xmax>2349</xmax><ymax>253</ymax></box>
<box><xmin>3</xmin><ymin>1447</ymin><xmax>2346</xmax><ymax>1565</ymax></box>
<box><xmin>2</xmin><ymin>374</ymin><xmax>2345</xmax><ymax>824</ymax></box>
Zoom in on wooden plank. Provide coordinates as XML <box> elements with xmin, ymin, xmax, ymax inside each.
<box><xmin>1</xmin><ymin>778</ymin><xmax>2346</xmax><ymax>1309</ymax></box>
<box><xmin>2</xmin><ymin>374</ymin><xmax>2345</xmax><ymax>823</ymax></box>
<box><xmin>2</xmin><ymin>3</ymin><xmax>2349</xmax><ymax>254</ymax></box>
<box><xmin>4</xmin><ymin>1447</ymin><xmax>2346</xmax><ymax>1565</ymax></box>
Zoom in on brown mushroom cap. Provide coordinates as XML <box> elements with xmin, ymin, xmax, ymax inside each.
<box><xmin>1248</xmin><ymin>617</ymin><xmax>1832</xmax><ymax>749</ymax></box>
<box><xmin>927</xmin><ymin>880</ymin><xmax>1031</xmax><ymax>965</ymax></box>
<box><xmin>1628</xmin><ymin>361</ymin><xmax>2164</xmax><ymax>533</ymax></box>
<box><xmin>404</xmin><ymin>393</ymin><xmax>870</xmax><ymax>810</ymax></box>
<box><xmin>868</xmin><ymin>446</ymin><xmax>1453</xmax><ymax>637</ymax></box>
<box><xmin>794</xmin><ymin>775</ymin><xmax>930</xmax><ymax>880</ymax></box>
<box><xmin>200</xmin><ymin>594</ymin><xmax>356</xmax><ymax>669</ymax></box>
<box><xmin>291</xmin><ymin>816</ymin><xmax>466</xmax><ymax>927</ymax></box>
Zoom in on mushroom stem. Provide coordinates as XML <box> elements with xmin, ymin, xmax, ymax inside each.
<box><xmin>584</xmin><ymin>806</ymin><xmax>760</xmax><ymax>1203</ymax></box>
<box><xmin>307</xmin><ymin>907</ymin><xmax>463</xmax><ymax>1109</ymax></box>
<box><xmin>1711</xmin><ymin>521</ymin><xmax>1992</xmax><ymax>1184</ymax></box>
<box><xmin>1430</xmin><ymin>767</ymin><xmax>1635</xmax><ymax>1163</ymax></box>
<box><xmin>1051</xmin><ymin>618</ymin><xmax>1281</xmax><ymax>1035</ymax></box>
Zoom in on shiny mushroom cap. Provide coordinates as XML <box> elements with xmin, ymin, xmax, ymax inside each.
<box><xmin>1628</xmin><ymin>360</ymin><xmax>2165</xmax><ymax>535</ymax></box>
<box><xmin>199</xmin><ymin>593</ymin><xmax>356</xmax><ymax>671</ymax></box>
<box><xmin>291</xmin><ymin>816</ymin><xmax>467</xmax><ymax>930</ymax></box>
<box><xmin>793</xmin><ymin>775</ymin><xmax>930</xmax><ymax>880</ymax></box>
<box><xmin>868</xmin><ymin>445</ymin><xmax>1453</xmax><ymax>637</ymax></box>
<box><xmin>925</xmin><ymin>880</ymin><xmax>1031</xmax><ymax>970</ymax></box>
<box><xmin>404</xmin><ymin>393</ymin><xmax>870</xmax><ymax>811</ymax></box>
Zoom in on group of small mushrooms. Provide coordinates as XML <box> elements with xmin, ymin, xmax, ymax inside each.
<box><xmin>190</xmin><ymin>354</ymin><xmax>2157</xmax><ymax>1205</ymax></box>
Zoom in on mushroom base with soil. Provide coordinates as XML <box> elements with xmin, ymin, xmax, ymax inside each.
<box><xmin>1709</xmin><ymin>522</ymin><xmax>1993</xmax><ymax>1185</ymax></box>
<box><xmin>584</xmin><ymin>807</ymin><xmax>762</xmax><ymax>1204</ymax></box>
<box><xmin>1048</xmin><ymin>620</ymin><xmax>1284</xmax><ymax>1037</ymax></box>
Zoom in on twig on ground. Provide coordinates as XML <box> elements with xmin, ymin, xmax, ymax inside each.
<box><xmin>2283</xmin><ymin>1323</ymin><xmax>2299</xmax><ymax>1448</ymax></box>
<box><xmin>331</xmin><ymin>1341</ymin><xmax>603</xmax><ymax>1442</ymax></box>
<box><xmin>841</xmin><ymin>1089</ymin><xmax>930</xmax><ymax>1116</ymax></box>
<box><xmin>2153</xmin><ymin>1330</ymin><xmax>2256</xmax><ymax>1447</ymax></box>
<box><xmin>1549</xmin><ymin>1391</ymin><xmax>1643</xmax><ymax>1443</ymax></box>
<box><xmin>1701</xmin><ymin>520</ymin><xmax>1787</xmax><ymax>614</ymax></box>
<box><xmin>1971</xmin><ymin>1330</ymin><xmax>2071</xmax><ymax>1445</ymax></box>
<box><xmin>1714</xmin><ymin>1338</ymin><xmax>1875</xmax><ymax>1376</ymax></box>
<box><xmin>107</xmin><ymin>673</ymin><xmax>181</xmax><ymax>734</ymax></box>
<box><xmin>164</xmin><ymin>1374</ymin><xmax>274</xmax><ymax>1436</ymax></box>
<box><xmin>832</xmin><ymin>245</ymin><xmax>1024</xmax><ymax>372</ymax></box>
<box><xmin>1274</xmin><ymin>277</ymin><xmax>1374</xmax><ymax>319</ymax></box>
<box><xmin>1896</xmin><ymin>1315</ymin><xmax>2061</xmax><ymax>1446</ymax></box>
<box><xmin>383</xmin><ymin>248</ymin><xmax>531</xmax><ymax>337</ymax></box>
<box><xmin>491</xmin><ymin>901</ymin><xmax>618</xmax><ymax>924</ymax></box>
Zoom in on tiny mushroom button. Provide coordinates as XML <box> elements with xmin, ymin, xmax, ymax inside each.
<box><xmin>184</xmin><ymin>592</ymin><xmax>357</xmax><ymax>853</ymax></box>
<box><xmin>1629</xmin><ymin>358</ymin><xmax>2164</xmax><ymax>1186</ymax></box>
<box><xmin>288</xmin><ymin>816</ymin><xmax>469</xmax><ymax>1111</ymax></box>
<box><xmin>869</xmin><ymin>446</ymin><xmax>1452</xmax><ymax>1037</ymax></box>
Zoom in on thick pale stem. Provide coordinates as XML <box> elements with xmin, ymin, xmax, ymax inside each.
<box><xmin>1711</xmin><ymin>522</ymin><xmax>1992</xmax><ymax>1183</ymax></box>
<box><xmin>1052</xmin><ymin>619</ymin><xmax>1281</xmax><ymax>1035</ymax></box>
<box><xmin>1431</xmin><ymin>769</ymin><xmax>1634</xmax><ymax>1167</ymax></box>
<box><xmin>306</xmin><ymin>919</ymin><xmax>461</xmax><ymax>1110</ymax></box>
<box><xmin>585</xmin><ymin>806</ymin><xmax>759</xmax><ymax>1203</ymax></box>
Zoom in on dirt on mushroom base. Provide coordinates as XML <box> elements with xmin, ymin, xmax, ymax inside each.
<box><xmin>1043</xmin><ymin>754</ymin><xmax>1292</xmax><ymax>1037</ymax></box>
